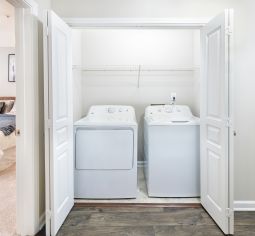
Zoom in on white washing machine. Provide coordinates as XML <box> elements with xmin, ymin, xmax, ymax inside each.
<box><xmin>74</xmin><ymin>105</ymin><xmax>137</xmax><ymax>199</ymax></box>
<box><xmin>144</xmin><ymin>105</ymin><xmax>200</xmax><ymax>197</ymax></box>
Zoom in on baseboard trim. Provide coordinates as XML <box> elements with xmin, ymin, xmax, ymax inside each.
<box><xmin>74</xmin><ymin>202</ymin><xmax>202</xmax><ymax>208</ymax></box>
<box><xmin>38</xmin><ymin>213</ymin><xmax>46</xmax><ymax>231</ymax></box>
<box><xmin>234</xmin><ymin>201</ymin><xmax>255</xmax><ymax>211</ymax></box>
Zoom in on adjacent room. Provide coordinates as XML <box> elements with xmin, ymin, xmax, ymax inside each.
<box><xmin>0</xmin><ymin>0</ymin><xmax>16</xmax><ymax>235</ymax></box>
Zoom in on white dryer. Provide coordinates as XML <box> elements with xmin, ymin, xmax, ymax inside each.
<box><xmin>74</xmin><ymin>105</ymin><xmax>137</xmax><ymax>199</ymax></box>
<box><xmin>144</xmin><ymin>105</ymin><xmax>200</xmax><ymax>197</ymax></box>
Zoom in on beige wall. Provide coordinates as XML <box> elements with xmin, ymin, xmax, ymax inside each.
<box><xmin>51</xmin><ymin>0</ymin><xmax>255</xmax><ymax>202</ymax></box>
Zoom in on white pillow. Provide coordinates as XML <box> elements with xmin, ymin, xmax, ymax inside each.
<box><xmin>7</xmin><ymin>101</ymin><xmax>16</xmax><ymax>115</ymax></box>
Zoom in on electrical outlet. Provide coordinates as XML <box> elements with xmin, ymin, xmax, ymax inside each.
<box><xmin>171</xmin><ymin>92</ymin><xmax>177</xmax><ymax>101</ymax></box>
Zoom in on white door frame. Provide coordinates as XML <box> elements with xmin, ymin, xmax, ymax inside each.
<box><xmin>7</xmin><ymin>0</ymin><xmax>42</xmax><ymax>235</ymax></box>
<box><xmin>64</xmin><ymin>15</ymin><xmax>234</xmax><ymax>227</ymax></box>
<box><xmin>64</xmin><ymin>17</ymin><xmax>210</xmax><ymax>29</ymax></box>
<box><xmin>228</xmin><ymin>10</ymin><xmax>235</xmax><ymax>232</ymax></box>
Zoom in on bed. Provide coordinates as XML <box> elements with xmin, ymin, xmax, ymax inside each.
<box><xmin>0</xmin><ymin>97</ymin><xmax>16</xmax><ymax>158</ymax></box>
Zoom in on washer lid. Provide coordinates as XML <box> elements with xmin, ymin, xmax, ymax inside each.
<box><xmin>145</xmin><ymin>105</ymin><xmax>200</xmax><ymax>125</ymax></box>
<box><xmin>74</xmin><ymin>105</ymin><xmax>137</xmax><ymax>126</ymax></box>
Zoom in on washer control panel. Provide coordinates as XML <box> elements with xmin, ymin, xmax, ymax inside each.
<box><xmin>145</xmin><ymin>105</ymin><xmax>195</xmax><ymax>123</ymax></box>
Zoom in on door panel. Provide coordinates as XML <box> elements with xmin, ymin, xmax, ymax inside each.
<box><xmin>207</xmin><ymin>28</ymin><xmax>221</xmax><ymax>117</ymax></box>
<box><xmin>201</xmin><ymin>9</ymin><xmax>233</xmax><ymax>235</ymax></box>
<box><xmin>44</xmin><ymin>10</ymin><xmax>73</xmax><ymax>236</ymax></box>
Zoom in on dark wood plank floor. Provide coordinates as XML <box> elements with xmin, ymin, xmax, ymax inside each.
<box><xmin>37</xmin><ymin>206</ymin><xmax>255</xmax><ymax>236</ymax></box>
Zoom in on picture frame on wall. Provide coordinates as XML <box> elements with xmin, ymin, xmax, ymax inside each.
<box><xmin>8</xmin><ymin>54</ymin><xmax>16</xmax><ymax>82</ymax></box>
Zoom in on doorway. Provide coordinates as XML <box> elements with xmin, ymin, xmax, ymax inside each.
<box><xmin>72</xmin><ymin>27</ymin><xmax>201</xmax><ymax>205</ymax></box>
<box><xmin>0</xmin><ymin>0</ymin><xmax>43</xmax><ymax>235</ymax></box>
<box><xmin>0</xmin><ymin>2</ymin><xmax>16</xmax><ymax>235</ymax></box>
<box><xmin>44</xmin><ymin>11</ymin><xmax>234</xmax><ymax>236</ymax></box>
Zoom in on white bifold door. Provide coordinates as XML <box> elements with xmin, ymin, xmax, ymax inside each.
<box><xmin>200</xmin><ymin>9</ymin><xmax>234</xmax><ymax>235</ymax></box>
<box><xmin>43</xmin><ymin>10</ymin><xmax>73</xmax><ymax>236</ymax></box>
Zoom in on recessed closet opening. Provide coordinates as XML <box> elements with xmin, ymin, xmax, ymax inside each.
<box><xmin>44</xmin><ymin>11</ymin><xmax>234</xmax><ymax>235</ymax></box>
<box><xmin>71</xmin><ymin>27</ymin><xmax>201</xmax><ymax>204</ymax></box>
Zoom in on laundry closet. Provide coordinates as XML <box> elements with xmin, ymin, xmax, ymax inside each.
<box><xmin>72</xmin><ymin>28</ymin><xmax>201</xmax><ymax>161</ymax></box>
<box><xmin>43</xmin><ymin>10</ymin><xmax>234</xmax><ymax>236</ymax></box>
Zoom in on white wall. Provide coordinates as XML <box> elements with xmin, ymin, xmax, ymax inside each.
<box><xmin>72</xmin><ymin>29</ymin><xmax>200</xmax><ymax>161</ymax></box>
<box><xmin>0</xmin><ymin>47</ymin><xmax>16</xmax><ymax>96</ymax></box>
<box><xmin>53</xmin><ymin>0</ymin><xmax>255</xmax><ymax>202</ymax></box>
<box><xmin>81</xmin><ymin>29</ymin><xmax>195</xmax><ymax>66</ymax></box>
<box><xmin>232</xmin><ymin>0</ymin><xmax>255</xmax><ymax>203</ymax></box>
<box><xmin>33</xmin><ymin>0</ymin><xmax>51</xmax><ymax>20</ymax></box>
<box><xmin>0</xmin><ymin>1</ymin><xmax>15</xmax><ymax>96</ymax></box>
<box><xmin>192</xmin><ymin>31</ymin><xmax>200</xmax><ymax>116</ymax></box>
<box><xmin>32</xmin><ymin>0</ymin><xmax>51</xmax><ymax>226</ymax></box>
<box><xmin>52</xmin><ymin>0</ymin><xmax>234</xmax><ymax>18</ymax></box>
<box><xmin>0</xmin><ymin>0</ymin><xmax>15</xmax><ymax>47</ymax></box>
<box><xmin>13</xmin><ymin>0</ymin><xmax>52</xmax><ymax>227</ymax></box>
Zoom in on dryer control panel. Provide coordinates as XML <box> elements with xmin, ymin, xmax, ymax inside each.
<box><xmin>79</xmin><ymin>105</ymin><xmax>137</xmax><ymax>123</ymax></box>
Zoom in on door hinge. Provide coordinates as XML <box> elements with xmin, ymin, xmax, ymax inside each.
<box><xmin>46</xmin><ymin>210</ymin><xmax>52</xmax><ymax>219</ymax></box>
<box><xmin>226</xmin><ymin>26</ymin><xmax>233</xmax><ymax>36</ymax></box>
<box><xmin>226</xmin><ymin>208</ymin><xmax>233</xmax><ymax>218</ymax></box>
<box><xmin>225</xmin><ymin>118</ymin><xmax>232</xmax><ymax>128</ymax></box>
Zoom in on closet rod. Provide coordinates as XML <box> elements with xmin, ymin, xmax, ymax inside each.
<box><xmin>72</xmin><ymin>67</ymin><xmax>195</xmax><ymax>72</ymax></box>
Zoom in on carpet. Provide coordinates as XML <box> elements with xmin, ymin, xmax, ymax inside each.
<box><xmin>0</xmin><ymin>147</ymin><xmax>16</xmax><ymax>236</ymax></box>
<box><xmin>0</xmin><ymin>148</ymin><xmax>16</xmax><ymax>173</ymax></box>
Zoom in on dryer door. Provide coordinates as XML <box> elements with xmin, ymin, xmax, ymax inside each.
<box><xmin>75</xmin><ymin>128</ymin><xmax>134</xmax><ymax>170</ymax></box>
